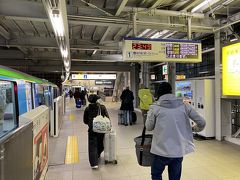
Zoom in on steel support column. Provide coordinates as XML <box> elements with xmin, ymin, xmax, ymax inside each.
<box><xmin>130</xmin><ymin>63</ymin><xmax>139</xmax><ymax>108</ymax></box>
<box><xmin>187</xmin><ymin>17</ymin><xmax>192</xmax><ymax>40</ymax></box>
<box><xmin>214</xmin><ymin>30</ymin><xmax>222</xmax><ymax>140</ymax></box>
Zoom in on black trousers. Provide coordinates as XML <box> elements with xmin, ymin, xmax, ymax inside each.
<box><xmin>88</xmin><ymin>132</ymin><xmax>104</xmax><ymax>166</ymax></box>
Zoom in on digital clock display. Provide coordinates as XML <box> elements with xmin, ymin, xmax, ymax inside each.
<box><xmin>132</xmin><ymin>43</ymin><xmax>152</xmax><ymax>50</ymax></box>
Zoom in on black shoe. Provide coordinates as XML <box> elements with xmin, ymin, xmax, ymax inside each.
<box><xmin>130</xmin><ymin>123</ymin><xmax>132</xmax><ymax>126</ymax></box>
<box><xmin>124</xmin><ymin>124</ymin><xmax>128</xmax><ymax>126</ymax></box>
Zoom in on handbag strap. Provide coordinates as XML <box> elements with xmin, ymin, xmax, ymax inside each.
<box><xmin>98</xmin><ymin>104</ymin><xmax>102</xmax><ymax>116</ymax></box>
<box><xmin>139</xmin><ymin>126</ymin><xmax>147</xmax><ymax>165</ymax></box>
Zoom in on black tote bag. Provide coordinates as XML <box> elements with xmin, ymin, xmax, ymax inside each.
<box><xmin>134</xmin><ymin>126</ymin><xmax>153</xmax><ymax>166</ymax></box>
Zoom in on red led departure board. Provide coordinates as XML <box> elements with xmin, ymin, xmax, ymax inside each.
<box><xmin>132</xmin><ymin>43</ymin><xmax>152</xmax><ymax>50</ymax></box>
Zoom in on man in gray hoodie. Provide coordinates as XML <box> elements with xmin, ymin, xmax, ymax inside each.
<box><xmin>146</xmin><ymin>82</ymin><xmax>205</xmax><ymax>180</ymax></box>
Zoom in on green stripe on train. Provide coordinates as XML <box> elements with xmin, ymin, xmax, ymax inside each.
<box><xmin>0</xmin><ymin>66</ymin><xmax>53</xmax><ymax>85</ymax></box>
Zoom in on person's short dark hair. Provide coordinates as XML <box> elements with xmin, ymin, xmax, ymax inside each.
<box><xmin>88</xmin><ymin>94</ymin><xmax>100</xmax><ymax>103</ymax></box>
<box><xmin>157</xmin><ymin>82</ymin><xmax>172</xmax><ymax>99</ymax></box>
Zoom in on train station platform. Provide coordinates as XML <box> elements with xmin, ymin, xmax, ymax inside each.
<box><xmin>46</xmin><ymin>98</ymin><xmax>240</xmax><ymax>180</ymax></box>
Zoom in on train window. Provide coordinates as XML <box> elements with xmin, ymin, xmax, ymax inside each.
<box><xmin>36</xmin><ymin>84</ymin><xmax>44</xmax><ymax>106</ymax></box>
<box><xmin>25</xmin><ymin>82</ymin><xmax>33</xmax><ymax>111</ymax></box>
<box><xmin>0</xmin><ymin>80</ymin><xmax>17</xmax><ymax>137</ymax></box>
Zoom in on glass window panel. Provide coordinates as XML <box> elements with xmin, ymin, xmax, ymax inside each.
<box><xmin>0</xmin><ymin>80</ymin><xmax>17</xmax><ymax>137</ymax></box>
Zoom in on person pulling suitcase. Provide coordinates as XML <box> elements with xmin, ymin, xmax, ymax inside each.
<box><xmin>83</xmin><ymin>94</ymin><xmax>109</xmax><ymax>169</ymax></box>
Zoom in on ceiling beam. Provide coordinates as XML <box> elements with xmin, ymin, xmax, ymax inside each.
<box><xmin>123</xmin><ymin>7</ymin><xmax>205</xmax><ymax>19</ymax></box>
<box><xmin>0</xmin><ymin>0</ymin><xmax>46</xmax><ymax>19</ymax></box>
<box><xmin>99</xmin><ymin>27</ymin><xmax>111</xmax><ymax>45</ymax></box>
<box><xmin>98</xmin><ymin>0</ymin><xmax>128</xmax><ymax>47</ymax></box>
<box><xmin>2</xmin><ymin>14</ymin><xmax>215</xmax><ymax>33</ymax></box>
<box><xmin>0</xmin><ymin>25</ymin><xmax>10</xmax><ymax>40</ymax></box>
<box><xmin>113</xmin><ymin>27</ymin><xmax>126</xmax><ymax>41</ymax></box>
<box><xmin>150</xmin><ymin>0</ymin><xmax>166</xmax><ymax>9</ymax></box>
<box><xmin>115</xmin><ymin>0</ymin><xmax>129</xmax><ymax>16</ymax></box>
<box><xmin>0</xmin><ymin>62</ymin><xmax>132</xmax><ymax>72</ymax></box>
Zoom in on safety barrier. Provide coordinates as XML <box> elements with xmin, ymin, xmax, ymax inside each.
<box><xmin>0</xmin><ymin>122</ymin><xmax>33</xmax><ymax>180</ymax></box>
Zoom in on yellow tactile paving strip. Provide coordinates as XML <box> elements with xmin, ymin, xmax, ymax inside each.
<box><xmin>65</xmin><ymin>136</ymin><xmax>79</xmax><ymax>164</ymax></box>
<box><xmin>69</xmin><ymin>114</ymin><xmax>75</xmax><ymax>121</ymax></box>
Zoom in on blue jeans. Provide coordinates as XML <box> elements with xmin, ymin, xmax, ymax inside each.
<box><xmin>151</xmin><ymin>155</ymin><xmax>183</xmax><ymax>180</ymax></box>
<box><xmin>123</xmin><ymin>110</ymin><xmax>132</xmax><ymax>125</ymax></box>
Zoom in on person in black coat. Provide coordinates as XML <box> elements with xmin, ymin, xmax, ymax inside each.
<box><xmin>120</xmin><ymin>87</ymin><xmax>134</xmax><ymax>126</ymax></box>
<box><xmin>83</xmin><ymin>94</ymin><xmax>109</xmax><ymax>169</ymax></box>
<box><xmin>79</xmin><ymin>90</ymin><xmax>86</xmax><ymax>106</ymax></box>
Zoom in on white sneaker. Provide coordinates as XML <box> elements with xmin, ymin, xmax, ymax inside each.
<box><xmin>91</xmin><ymin>165</ymin><xmax>98</xmax><ymax>169</ymax></box>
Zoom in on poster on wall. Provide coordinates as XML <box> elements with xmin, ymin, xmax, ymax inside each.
<box><xmin>222</xmin><ymin>42</ymin><xmax>240</xmax><ymax>96</ymax></box>
<box><xmin>34</xmin><ymin>124</ymin><xmax>48</xmax><ymax>180</ymax></box>
<box><xmin>123</xmin><ymin>37</ymin><xmax>202</xmax><ymax>63</ymax></box>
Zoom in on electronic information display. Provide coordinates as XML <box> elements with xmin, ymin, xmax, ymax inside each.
<box><xmin>123</xmin><ymin>38</ymin><xmax>202</xmax><ymax>63</ymax></box>
<box><xmin>222</xmin><ymin>42</ymin><xmax>240</xmax><ymax>96</ymax></box>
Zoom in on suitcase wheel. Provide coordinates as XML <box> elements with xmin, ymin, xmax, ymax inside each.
<box><xmin>114</xmin><ymin>160</ymin><xmax>118</xmax><ymax>164</ymax></box>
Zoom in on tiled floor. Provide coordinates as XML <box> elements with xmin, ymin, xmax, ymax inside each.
<box><xmin>47</xmin><ymin>98</ymin><xmax>240</xmax><ymax>180</ymax></box>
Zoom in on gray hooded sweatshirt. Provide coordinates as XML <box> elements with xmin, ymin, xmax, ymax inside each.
<box><xmin>146</xmin><ymin>94</ymin><xmax>205</xmax><ymax>158</ymax></box>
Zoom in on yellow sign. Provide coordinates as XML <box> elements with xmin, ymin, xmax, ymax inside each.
<box><xmin>222</xmin><ymin>42</ymin><xmax>240</xmax><ymax>96</ymax></box>
<box><xmin>176</xmin><ymin>75</ymin><xmax>186</xmax><ymax>80</ymax></box>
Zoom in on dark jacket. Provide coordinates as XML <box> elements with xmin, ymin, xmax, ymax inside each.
<box><xmin>83</xmin><ymin>103</ymin><xmax>109</xmax><ymax>132</ymax></box>
<box><xmin>74</xmin><ymin>91</ymin><xmax>81</xmax><ymax>99</ymax></box>
<box><xmin>79</xmin><ymin>91</ymin><xmax>86</xmax><ymax>101</ymax></box>
<box><xmin>120</xmin><ymin>89</ymin><xmax>134</xmax><ymax>111</ymax></box>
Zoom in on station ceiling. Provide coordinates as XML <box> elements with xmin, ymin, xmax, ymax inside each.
<box><xmin>0</xmin><ymin>0</ymin><xmax>240</xmax><ymax>73</ymax></box>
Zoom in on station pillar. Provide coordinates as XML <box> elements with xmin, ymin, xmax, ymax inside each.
<box><xmin>131</xmin><ymin>63</ymin><xmax>140</xmax><ymax>107</ymax></box>
<box><xmin>168</xmin><ymin>63</ymin><xmax>176</xmax><ymax>94</ymax></box>
<box><xmin>214</xmin><ymin>30</ymin><xmax>222</xmax><ymax>140</ymax></box>
<box><xmin>141</xmin><ymin>62</ymin><xmax>150</xmax><ymax>88</ymax></box>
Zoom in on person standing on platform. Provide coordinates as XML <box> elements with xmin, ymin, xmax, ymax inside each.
<box><xmin>146</xmin><ymin>82</ymin><xmax>205</xmax><ymax>180</ymax></box>
<box><xmin>73</xmin><ymin>88</ymin><xmax>81</xmax><ymax>107</ymax></box>
<box><xmin>83</xmin><ymin>94</ymin><xmax>109</xmax><ymax>169</ymax></box>
<box><xmin>69</xmin><ymin>89</ymin><xmax>73</xmax><ymax>98</ymax></box>
<box><xmin>120</xmin><ymin>87</ymin><xmax>134</xmax><ymax>126</ymax></box>
<box><xmin>138</xmin><ymin>84</ymin><xmax>153</xmax><ymax>125</ymax></box>
<box><xmin>80</xmin><ymin>90</ymin><xmax>86</xmax><ymax>106</ymax></box>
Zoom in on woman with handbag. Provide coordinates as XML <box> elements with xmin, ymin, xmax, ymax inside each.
<box><xmin>83</xmin><ymin>94</ymin><xmax>110</xmax><ymax>169</ymax></box>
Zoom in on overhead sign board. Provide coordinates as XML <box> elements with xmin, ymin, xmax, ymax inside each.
<box><xmin>123</xmin><ymin>37</ymin><xmax>202</xmax><ymax>63</ymax></box>
<box><xmin>72</xmin><ymin>74</ymin><xmax>116</xmax><ymax>80</ymax></box>
<box><xmin>222</xmin><ymin>42</ymin><xmax>240</xmax><ymax>96</ymax></box>
<box><xmin>95</xmin><ymin>80</ymin><xmax>113</xmax><ymax>85</ymax></box>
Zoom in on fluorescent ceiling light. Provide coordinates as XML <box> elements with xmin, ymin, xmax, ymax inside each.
<box><xmin>150</xmin><ymin>30</ymin><xmax>169</xmax><ymax>39</ymax></box>
<box><xmin>50</xmin><ymin>11</ymin><xmax>64</xmax><ymax>37</ymax></box>
<box><xmin>65</xmin><ymin>66</ymin><xmax>70</xmax><ymax>72</ymax></box>
<box><xmin>64</xmin><ymin>59</ymin><xmax>70</xmax><ymax>67</ymax></box>
<box><xmin>138</xmin><ymin>29</ymin><xmax>151</xmax><ymax>37</ymax></box>
<box><xmin>191</xmin><ymin>0</ymin><xmax>223</xmax><ymax>13</ymax></box>
<box><xmin>92</xmin><ymin>50</ymin><xmax>97</xmax><ymax>55</ymax></box>
<box><xmin>223</xmin><ymin>0</ymin><xmax>234</xmax><ymax>5</ymax></box>
<box><xmin>230</xmin><ymin>38</ymin><xmax>238</xmax><ymax>42</ymax></box>
<box><xmin>192</xmin><ymin>0</ymin><xmax>210</xmax><ymax>13</ymax></box>
<box><xmin>61</xmin><ymin>47</ymin><xmax>68</xmax><ymax>58</ymax></box>
<box><xmin>162</xmin><ymin>31</ymin><xmax>177</xmax><ymax>39</ymax></box>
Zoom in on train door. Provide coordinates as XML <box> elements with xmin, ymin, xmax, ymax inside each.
<box><xmin>0</xmin><ymin>80</ymin><xmax>18</xmax><ymax>137</ymax></box>
<box><xmin>25</xmin><ymin>82</ymin><xmax>33</xmax><ymax>112</ymax></box>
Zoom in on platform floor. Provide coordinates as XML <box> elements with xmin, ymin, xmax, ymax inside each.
<box><xmin>47</xmin><ymin>98</ymin><xmax>240</xmax><ymax>180</ymax></box>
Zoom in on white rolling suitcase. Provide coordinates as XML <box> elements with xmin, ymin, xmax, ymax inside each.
<box><xmin>104</xmin><ymin>130</ymin><xmax>117</xmax><ymax>164</ymax></box>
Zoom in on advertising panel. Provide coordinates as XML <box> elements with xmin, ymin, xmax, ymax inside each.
<box><xmin>123</xmin><ymin>37</ymin><xmax>202</xmax><ymax>63</ymax></box>
<box><xmin>34</xmin><ymin>124</ymin><xmax>48</xmax><ymax>180</ymax></box>
<box><xmin>222</xmin><ymin>42</ymin><xmax>240</xmax><ymax>96</ymax></box>
<box><xmin>71</xmin><ymin>74</ymin><xmax>116</xmax><ymax>80</ymax></box>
